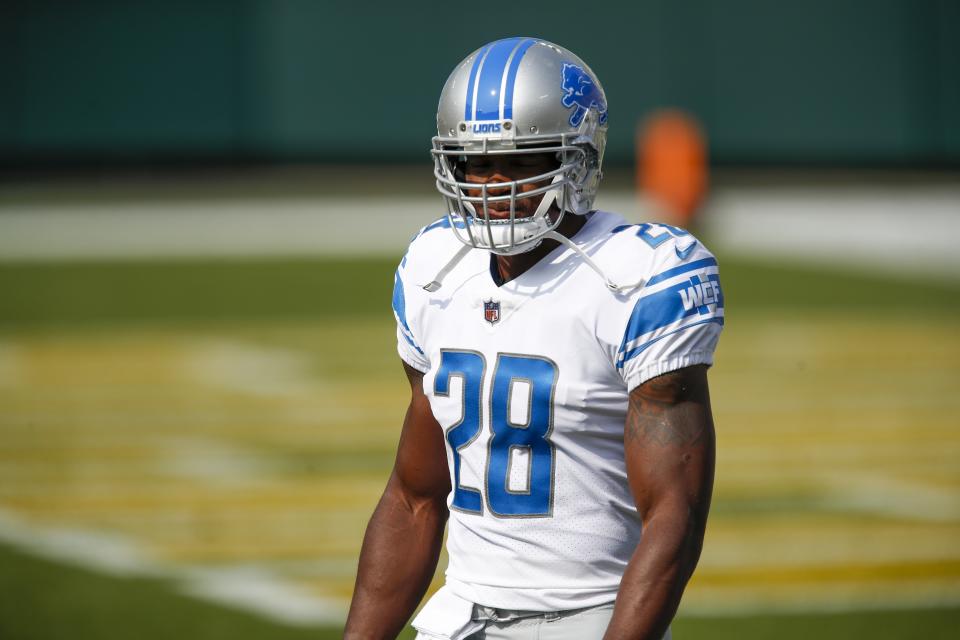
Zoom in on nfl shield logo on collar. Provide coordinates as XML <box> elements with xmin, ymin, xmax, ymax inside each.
<box><xmin>483</xmin><ymin>299</ymin><xmax>501</xmax><ymax>325</ymax></box>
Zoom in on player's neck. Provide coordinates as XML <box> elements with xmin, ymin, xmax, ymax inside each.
<box><xmin>492</xmin><ymin>213</ymin><xmax>587</xmax><ymax>285</ymax></box>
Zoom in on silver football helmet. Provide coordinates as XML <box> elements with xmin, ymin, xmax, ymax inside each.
<box><xmin>432</xmin><ymin>37</ymin><xmax>608</xmax><ymax>255</ymax></box>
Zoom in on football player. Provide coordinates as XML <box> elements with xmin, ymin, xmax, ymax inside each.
<box><xmin>344</xmin><ymin>37</ymin><xmax>722</xmax><ymax>640</ymax></box>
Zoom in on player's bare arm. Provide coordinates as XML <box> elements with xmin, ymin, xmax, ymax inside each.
<box><xmin>604</xmin><ymin>364</ymin><xmax>716</xmax><ymax>640</ymax></box>
<box><xmin>344</xmin><ymin>362</ymin><xmax>451</xmax><ymax>640</ymax></box>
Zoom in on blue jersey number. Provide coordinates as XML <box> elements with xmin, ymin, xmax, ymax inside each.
<box><xmin>434</xmin><ymin>350</ymin><xmax>558</xmax><ymax>517</ymax></box>
<box><xmin>635</xmin><ymin>222</ymin><xmax>689</xmax><ymax>248</ymax></box>
<box><xmin>433</xmin><ymin>350</ymin><xmax>485</xmax><ymax>514</ymax></box>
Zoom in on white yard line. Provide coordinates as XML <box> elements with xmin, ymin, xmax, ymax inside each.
<box><xmin>681</xmin><ymin>591</ymin><xmax>960</xmax><ymax>617</ymax></box>
<box><xmin>1</xmin><ymin>186</ymin><xmax>958</xmax><ymax>280</ymax></box>
<box><xmin>0</xmin><ymin>197</ymin><xmax>435</xmax><ymax>260</ymax></box>
<box><xmin>0</xmin><ymin>507</ymin><xmax>348</xmax><ymax>626</ymax></box>
<box><xmin>700</xmin><ymin>184</ymin><xmax>960</xmax><ymax>281</ymax></box>
<box><xmin>184</xmin><ymin>339</ymin><xmax>320</xmax><ymax>397</ymax></box>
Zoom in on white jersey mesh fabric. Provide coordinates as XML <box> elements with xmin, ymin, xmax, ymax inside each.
<box><xmin>392</xmin><ymin>210</ymin><xmax>723</xmax><ymax>610</ymax></box>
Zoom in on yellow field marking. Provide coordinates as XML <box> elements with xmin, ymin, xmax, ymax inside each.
<box><xmin>693</xmin><ymin>559</ymin><xmax>960</xmax><ymax>586</ymax></box>
<box><xmin>0</xmin><ymin>311</ymin><xmax>957</xmax><ymax>618</ymax></box>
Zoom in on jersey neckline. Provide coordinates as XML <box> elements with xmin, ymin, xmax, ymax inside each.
<box><xmin>486</xmin><ymin>211</ymin><xmax>603</xmax><ymax>289</ymax></box>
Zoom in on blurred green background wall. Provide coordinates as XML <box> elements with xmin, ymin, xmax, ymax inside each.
<box><xmin>2</xmin><ymin>4</ymin><xmax>960</xmax><ymax>639</ymax></box>
<box><xmin>3</xmin><ymin>0</ymin><xmax>958</xmax><ymax>166</ymax></box>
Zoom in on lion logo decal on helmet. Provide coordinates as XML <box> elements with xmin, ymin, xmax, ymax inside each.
<box><xmin>561</xmin><ymin>63</ymin><xmax>608</xmax><ymax>128</ymax></box>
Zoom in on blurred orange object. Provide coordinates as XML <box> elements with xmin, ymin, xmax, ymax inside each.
<box><xmin>636</xmin><ymin>110</ymin><xmax>708</xmax><ymax>227</ymax></box>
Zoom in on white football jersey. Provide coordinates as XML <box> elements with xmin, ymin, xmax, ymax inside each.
<box><xmin>393</xmin><ymin>210</ymin><xmax>723</xmax><ymax>611</ymax></box>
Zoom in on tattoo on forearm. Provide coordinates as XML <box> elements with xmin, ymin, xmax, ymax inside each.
<box><xmin>625</xmin><ymin>370</ymin><xmax>706</xmax><ymax>447</ymax></box>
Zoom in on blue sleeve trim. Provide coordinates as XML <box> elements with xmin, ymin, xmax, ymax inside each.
<box><xmin>617</xmin><ymin>317</ymin><xmax>724</xmax><ymax>369</ymax></box>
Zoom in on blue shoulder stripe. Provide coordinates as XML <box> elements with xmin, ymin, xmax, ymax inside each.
<box><xmin>413</xmin><ymin>216</ymin><xmax>468</xmax><ymax>243</ymax></box>
<box><xmin>646</xmin><ymin>257</ymin><xmax>717</xmax><ymax>287</ymax></box>
<box><xmin>420</xmin><ymin>217</ymin><xmax>451</xmax><ymax>236</ymax></box>
<box><xmin>617</xmin><ymin>273</ymin><xmax>723</xmax><ymax>365</ymax></box>
<box><xmin>392</xmin><ymin>269</ymin><xmax>409</xmax><ymax>329</ymax></box>
<box><xmin>392</xmin><ymin>269</ymin><xmax>424</xmax><ymax>355</ymax></box>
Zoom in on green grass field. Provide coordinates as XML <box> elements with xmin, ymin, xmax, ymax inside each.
<box><xmin>0</xmin><ymin>254</ymin><xmax>958</xmax><ymax>638</ymax></box>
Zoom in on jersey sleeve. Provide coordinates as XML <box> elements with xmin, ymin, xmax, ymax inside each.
<box><xmin>615</xmin><ymin>235</ymin><xmax>724</xmax><ymax>392</ymax></box>
<box><xmin>392</xmin><ymin>255</ymin><xmax>430</xmax><ymax>373</ymax></box>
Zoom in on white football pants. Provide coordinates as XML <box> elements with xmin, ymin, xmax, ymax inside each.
<box><xmin>415</xmin><ymin>603</ymin><xmax>672</xmax><ymax>640</ymax></box>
